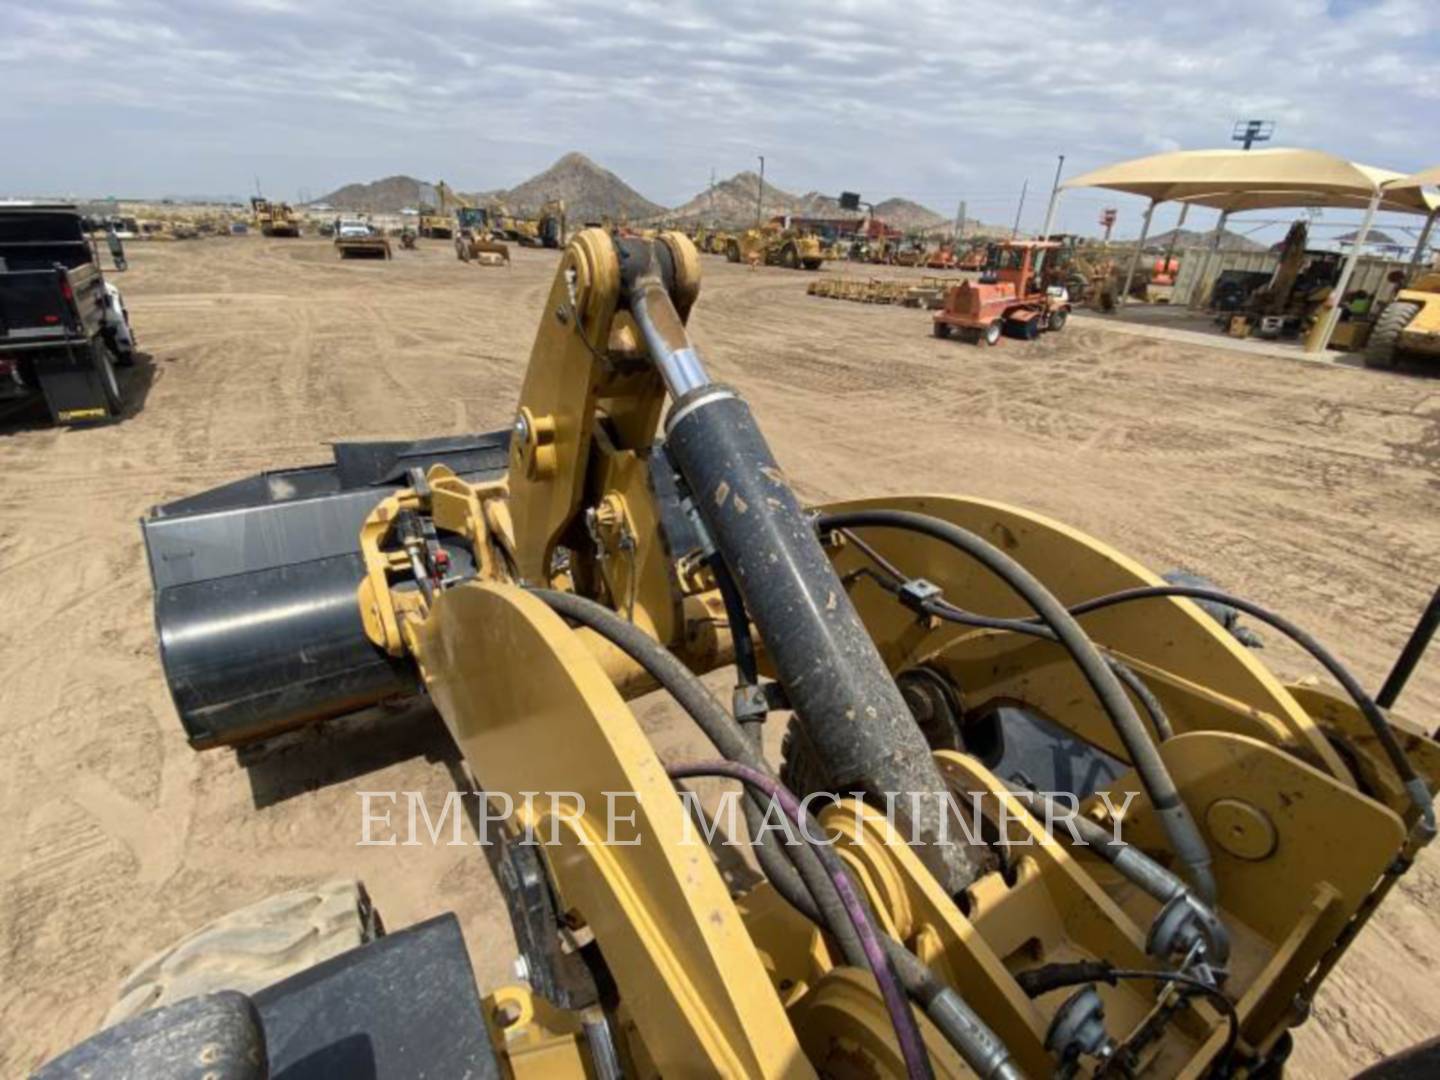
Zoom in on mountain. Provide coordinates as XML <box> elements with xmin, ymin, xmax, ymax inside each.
<box><xmin>666</xmin><ymin>171</ymin><xmax>807</xmax><ymax>225</ymax></box>
<box><xmin>667</xmin><ymin>174</ymin><xmax>952</xmax><ymax>232</ymax></box>
<box><xmin>316</xmin><ymin>160</ymin><xmax>974</xmax><ymax>234</ymax></box>
<box><xmin>1144</xmin><ymin>227</ymin><xmax>1266</xmax><ymax>253</ymax></box>
<box><xmin>502</xmin><ymin>152</ymin><xmax>664</xmax><ymax>223</ymax></box>
<box><xmin>315</xmin><ymin>175</ymin><xmax>434</xmax><ymax>212</ymax></box>
<box><xmin>873</xmin><ymin>198</ymin><xmax>949</xmax><ymax>231</ymax></box>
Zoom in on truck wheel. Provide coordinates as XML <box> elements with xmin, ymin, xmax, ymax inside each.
<box><xmin>92</xmin><ymin>339</ymin><xmax>123</xmax><ymax>416</ymax></box>
<box><xmin>726</xmin><ymin>242</ymin><xmax>741</xmax><ymax>264</ymax></box>
<box><xmin>982</xmin><ymin>320</ymin><xmax>1003</xmax><ymax>346</ymax></box>
<box><xmin>1364</xmin><ymin>300</ymin><xmax>1418</xmax><ymax>370</ymax></box>
<box><xmin>933</xmin><ymin>320</ymin><xmax>951</xmax><ymax>339</ymax></box>
<box><xmin>1047</xmin><ymin>309</ymin><xmax>1069</xmax><ymax>333</ymax></box>
<box><xmin>104</xmin><ymin>880</ymin><xmax>381</xmax><ymax>1027</ymax></box>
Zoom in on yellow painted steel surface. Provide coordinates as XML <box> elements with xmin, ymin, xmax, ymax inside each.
<box><xmin>414</xmin><ymin>582</ymin><xmax>812</xmax><ymax>1078</ymax></box>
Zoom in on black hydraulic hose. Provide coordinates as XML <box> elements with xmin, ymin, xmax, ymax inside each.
<box><xmin>1377</xmin><ymin>584</ymin><xmax>1440</xmax><ymax>712</ymax></box>
<box><xmin>1057</xmin><ymin>585</ymin><xmax>1435</xmax><ymax>834</ymax></box>
<box><xmin>668</xmin><ymin>761</ymin><xmax>934</xmax><ymax>1080</ymax></box>
<box><xmin>1018</xmin><ymin>963</ymin><xmax>1238</xmax><ymax>1076</ymax></box>
<box><xmin>836</xmin><ymin>538</ymin><xmax>1176</xmax><ymax>742</ymax></box>
<box><xmin>710</xmin><ymin>554</ymin><xmax>759</xmax><ymax>688</ymax></box>
<box><xmin>1105</xmin><ymin>970</ymin><xmax>1239</xmax><ymax>1079</ymax></box>
<box><xmin>529</xmin><ymin>587</ymin><xmax>1024</xmax><ymax>1077</ymax></box>
<box><xmin>526</xmin><ymin>588</ymin><xmax>864</xmax><ymax>966</ymax></box>
<box><xmin>817</xmin><ymin>510</ymin><xmax>1217</xmax><ymax>904</ymax></box>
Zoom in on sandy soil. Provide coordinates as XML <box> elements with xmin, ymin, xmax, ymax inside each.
<box><xmin>1</xmin><ymin>236</ymin><xmax>1437</xmax><ymax>1075</ymax></box>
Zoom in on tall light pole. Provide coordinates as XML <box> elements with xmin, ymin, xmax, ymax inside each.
<box><xmin>1010</xmin><ymin>179</ymin><xmax>1028</xmax><ymax>239</ymax></box>
<box><xmin>1039</xmin><ymin>154</ymin><xmax>1065</xmax><ymax>240</ymax></box>
<box><xmin>756</xmin><ymin>155</ymin><xmax>765</xmax><ymax>227</ymax></box>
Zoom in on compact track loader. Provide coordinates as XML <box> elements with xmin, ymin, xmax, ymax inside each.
<box><xmin>41</xmin><ymin>231</ymin><xmax>1440</xmax><ymax>1079</ymax></box>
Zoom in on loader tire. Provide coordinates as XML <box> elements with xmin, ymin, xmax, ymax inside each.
<box><xmin>727</xmin><ymin>241</ymin><xmax>741</xmax><ymax>264</ymax></box>
<box><xmin>781</xmin><ymin>243</ymin><xmax>799</xmax><ymax>269</ymax></box>
<box><xmin>104</xmin><ymin>880</ymin><xmax>381</xmax><ymax>1027</ymax></box>
<box><xmin>1364</xmin><ymin>300</ymin><xmax>1418</xmax><ymax>370</ymax></box>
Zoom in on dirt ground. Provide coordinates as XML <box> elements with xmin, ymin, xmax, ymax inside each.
<box><xmin>2</xmin><ymin>236</ymin><xmax>1437</xmax><ymax>1076</ymax></box>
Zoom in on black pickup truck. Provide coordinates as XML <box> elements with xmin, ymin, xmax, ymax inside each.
<box><xmin>0</xmin><ymin>203</ymin><xmax>136</xmax><ymax>424</ymax></box>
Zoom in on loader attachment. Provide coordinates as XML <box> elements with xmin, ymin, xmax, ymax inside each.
<box><xmin>140</xmin><ymin>431</ymin><xmax>510</xmax><ymax>748</ymax></box>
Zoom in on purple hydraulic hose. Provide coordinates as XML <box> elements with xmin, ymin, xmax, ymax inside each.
<box><xmin>666</xmin><ymin>760</ymin><xmax>933</xmax><ymax>1080</ymax></box>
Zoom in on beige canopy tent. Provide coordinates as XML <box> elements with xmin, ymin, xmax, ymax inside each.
<box><xmin>1062</xmin><ymin>148</ymin><xmax>1437</xmax><ymax>352</ymax></box>
<box><xmin>1383</xmin><ymin>165</ymin><xmax>1440</xmax><ymax>272</ymax></box>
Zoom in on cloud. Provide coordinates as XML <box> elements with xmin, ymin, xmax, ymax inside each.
<box><xmin>3</xmin><ymin>0</ymin><xmax>1436</xmax><ymax>238</ymax></box>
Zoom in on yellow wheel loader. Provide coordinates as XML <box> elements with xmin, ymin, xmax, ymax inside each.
<box><xmin>38</xmin><ymin>231</ymin><xmax>1440</xmax><ymax>1079</ymax></box>
<box><xmin>1365</xmin><ymin>271</ymin><xmax>1440</xmax><ymax>369</ymax></box>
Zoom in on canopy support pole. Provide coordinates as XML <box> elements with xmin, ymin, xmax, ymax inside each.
<box><xmin>1119</xmin><ymin>199</ymin><xmax>1157</xmax><ymax>306</ymax></box>
<box><xmin>1189</xmin><ymin>209</ymin><xmax>1229</xmax><ymax>310</ymax></box>
<box><xmin>1311</xmin><ymin>189</ymin><xmax>1382</xmax><ymax>354</ymax></box>
<box><xmin>1162</xmin><ymin>202</ymin><xmax>1189</xmax><ymax>272</ymax></box>
<box><xmin>1409</xmin><ymin>207</ymin><xmax>1438</xmax><ymax>270</ymax></box>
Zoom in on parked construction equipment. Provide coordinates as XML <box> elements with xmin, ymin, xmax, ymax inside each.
<box><xmin>1364</xmin><ymin>270</ymin><xmax>1440</xmax><ymax>369</ymax></box>
<box><xmin>809</xmin><ymin>275</ymin><xmax>956</xmax><ymax>308</ymax></box>
<box><xmin>250</xmin><ymin>197</ymin><xmax>301</xmax><ymax>238</ymax></box>
<box><xmin>727</xmin><ymin>224</ymin><xmax>825</xmax><ymax>269</ymax></box>
<box><xmin>438</xmin><ymin>181</ymin><xmax>513</xmax><ymax>265</ymax></box>
<box><xmin>454</xmin><ymin>208</ymin><xmax>511</xmax><ymax>265</ymax></box>
<box><xmin>334</xmin><ymin>219</ymin><xmax>392</xmax><ymax>260</ymax></box>
<box><xmin>31</xmin><ymin>227</ymin><xmax>1435</xmax><ymax>1078</ymax></box>
<box><xmin>933</xmin><ymin>240</ymin><xmax>1072</xmax><ymax>345</ymax></box>
<box><xmin>537</xmin><ymin>199</ymin><xmax>567</xmax><ymax>249</ymax></box>
<box><xmin>417</xmin><ymin>206</ymin><xmax>453</xmax><ymax>240</ymax></box>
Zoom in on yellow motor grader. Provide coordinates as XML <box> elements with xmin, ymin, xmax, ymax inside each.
<box><xmin>40</xmin><ymin>230</ymin><xmax>1440</xmax><ymax>1079</ymax></box>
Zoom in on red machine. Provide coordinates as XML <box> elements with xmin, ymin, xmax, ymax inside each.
<box><xmin>932</xmin><ymin>240</ymin><xmax>1071</xmax><ymax>346</ymax></box>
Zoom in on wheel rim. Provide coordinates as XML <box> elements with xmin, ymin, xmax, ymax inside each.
<box><xmin>985</xmin><ymin>323</ymin><xmax>1002</xmax><ymax>345</ymax></box>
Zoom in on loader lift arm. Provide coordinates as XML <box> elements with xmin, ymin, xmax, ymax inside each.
<box><xmin>130</xmin><ymin>229</ymin><xmax>1440</xmax><ymax>1078</ymax></box>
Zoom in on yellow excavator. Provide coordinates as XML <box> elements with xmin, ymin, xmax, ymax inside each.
<box><xmin>37</xmin><ymin>230</ymin><xmax>1440</xmax><ymax>1079</ymax></box>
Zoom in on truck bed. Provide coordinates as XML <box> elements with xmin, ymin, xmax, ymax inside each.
<box><xmin>0</xmin><ymin>262</ymin><xmax>105</xmax><ymax>347</ymax></box>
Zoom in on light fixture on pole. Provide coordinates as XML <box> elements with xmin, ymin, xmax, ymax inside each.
<box><xmin>1231</xmin><ymin>120</ymin><xmax>1275</xmax><ymax>151</ymax></box>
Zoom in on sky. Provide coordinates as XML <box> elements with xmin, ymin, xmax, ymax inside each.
<box><xmin>2</xmin><ymin>0</ymin><xmax>1437</xmax><ymax>242</ymax></box>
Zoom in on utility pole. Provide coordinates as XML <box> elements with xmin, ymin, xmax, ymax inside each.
<box><xmin>756</xmin><ymin>155</ymin><xmax>765</xmax><ymax>228</ymax></box>
<box><xmin>1011</xmin><ymin>179</ymin><xmax>1028</xmax><ymax>239</ymax></box>
<box><xmin>1039</xmin><ymin>154</ymin><xmax>1066</xmax><ymax>240</ymax></box>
